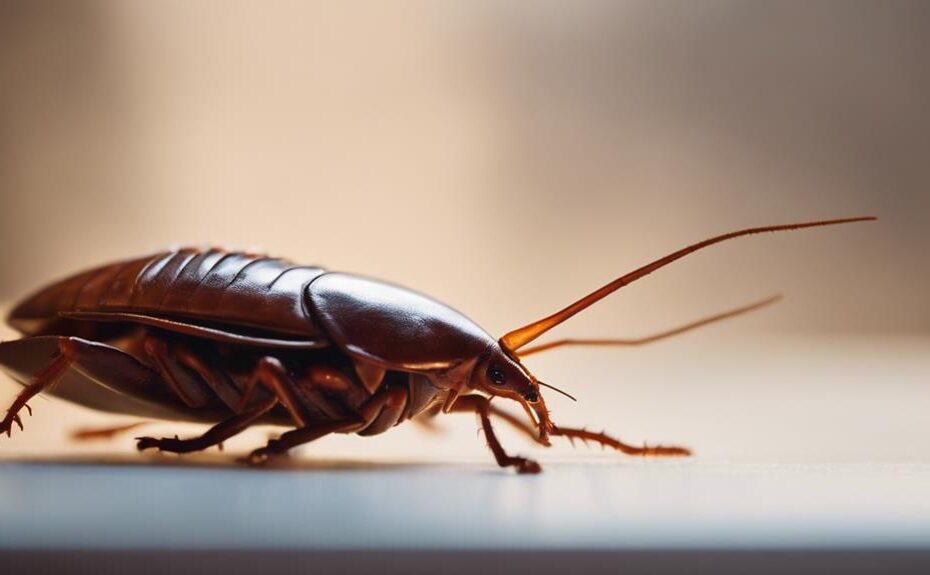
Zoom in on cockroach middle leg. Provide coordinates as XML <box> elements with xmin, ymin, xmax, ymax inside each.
<box><xmin>136</xmin><ymin>395</ymin><xmax>278</xmax><ymax>454</ymax></box>
<box><xmin>486</xmin><ymin>403</ymin><xmax>551</xmax><ymax>447</ymax></box>
<box><xmin>451</xmin><ymin>395</ymin><xmax>541</xmax><ymax>474</ymax></box>
<box><xmin>0</xmin><ymin>339</ymin><xmax>76</xmax><ymax>436</ymax></box>
<box><xmin>136</xmin><ymin>354</ymin><xmax>326</xmax><ymax>455</ymax></box>
<box><xmin>244</xmin><ymin>385</ymin><xmax>407</xmax><ymax>464</ymax></box>
<box><xmin>243</xmin><ymin>420</ymin><xmax>360</xmax><ymax>465</ymax></box>
<box><xmin>236</xmin><ymin>357</ymin><xmax>310</xmax><ymax>426</ymax></box>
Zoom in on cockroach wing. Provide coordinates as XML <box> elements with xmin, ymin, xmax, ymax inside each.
<box><xmin>7</xmin><ymin>249</ymin><xmax>330</xmax><ymax>349</ymax></box>
<box><xmin>307</xmin><ymin>273</ymin><xmax>494</xmax><ymax>371</ymax></box>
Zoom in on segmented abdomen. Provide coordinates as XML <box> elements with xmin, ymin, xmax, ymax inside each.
<box><xmin>8</xmin><ymin>248</ymin><xmax>327</xmax><ymax>338</ymax></box>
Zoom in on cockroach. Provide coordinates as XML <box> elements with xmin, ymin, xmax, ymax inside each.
<box><xmin>0</xmin><ymin>217</ymin><xmax>873</xmax><ymax>473</ymax></box>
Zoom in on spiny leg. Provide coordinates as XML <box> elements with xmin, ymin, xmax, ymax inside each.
<box><xmin>136</xmin><ymin>395</ymin><xmax>278</xmax><ymax>454</ymax></box>
<box><xmin>480</xmin><ymin>403</ymin><xmax>689</xmax><ymax>457</ymax></box>
<box><xmin>549</xmin><ymin>426</ymin><xmax>690</xmax><ymax>456</ymax></box>
<box><xmin>245</xmin><ymin>385</ymin><xmax>407</xmax><ymax>465</ymax></box>
<box><xmin>1</xmin><ymin>339</ymin><xmax>75</xmax><ymax>436</ymax></box>
<box><xmin>450</xmin><ymin>394</ymin><xmax>541</xmax><ymax>474</ymax></box>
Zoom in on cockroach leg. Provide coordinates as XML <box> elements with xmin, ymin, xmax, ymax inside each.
<box><xmin>0</xmin><ymin>339</ymin><xmax>75</xmax><ymax>436</ymax></box>
<box><xmin>71</xmin><ymin>421</ymin><xmax>150</xmax><ymax>442</ymax></box>
<box><xmin>171</xmin><ymin>346</ymin><xmax>248</xmax><ymax>413</ymax></box>
<box><xmin>294</xmin><ymin>366</ymin><xmax>356</xmax><ymax>420</ymax></box>
<box><xmin>450</xmin><ymin>395</ymin><xmax>541</xmax><ymax>474</ymax></box>
<box><xmin>143</xmin><ymin>336</ymin><xmax>212</xmax><ymax>408</ymax></box>
<box><xmin>244</xmin><ymin>384</ymin><xmax>407</xmax><ymax>465</ymax></box>
<box><xmin>243</xmin><ymin>420</ymin><xmax>360</xmax><ymax>465</ymax></box>
<box><xmin>486</xmin><ymin>403</ymin><xmax>551</xmax><ymax>447</ymax></box>
<box><xmin>147</xmin><ymin>335</ymin><xmax>272</xmax><ymax>412</ymax></box>
<box><xmin>237</xmin><ymin>357</ymin><xmax>309</xmax><ymax>426</ymax></box>
<box><xmin>136</xmin><ymin>395</ymin><xmax>278</xmax><ymax>454</ymax></box>
<box><xmin>549</xmin><ymin>426</ymin><xmax>691</xmax><ymax>457</ymax></box>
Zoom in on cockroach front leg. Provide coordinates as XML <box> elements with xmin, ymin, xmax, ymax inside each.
<box><xmin>490</xmin><ymin>406</ymin><xmax>690</xmax><ymax>456</ymax></box>
<box><xmin>549</xmin><ymin>426</ymin><xmax>691</xmax><ymax>457</ymax></box>
<box><xmin>0</xmin><ymin>339</ymin><xmax>76</xmax><ymax>436</ymax></box>
<box><xmin>451</xmin><ymin>395</ymin><xmax>541</xmax><ymax>474</ymax></box>
<box><xmin>480</xmin><ymin>404</ymin><xmax>689</xmax><ymax>457</ymax></box>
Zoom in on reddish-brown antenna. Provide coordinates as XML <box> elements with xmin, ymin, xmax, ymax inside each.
<box><xmin>499</xmin><ymin>217</ymin><xmax>875</xmax><ymax>352</ymax></box>
<box><xmin>518</xmin><ymin>294</ymin><xmax>782</xmax><ymax>357</ymax></box>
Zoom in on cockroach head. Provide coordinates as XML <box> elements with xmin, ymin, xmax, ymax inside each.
<box><xmin>473</xmin><ymin>344</ymin><xmax>539</xmax><ymax>402</ymax></box>
<box><xmin>471</xmin><ymin>343</ymin><xmax>553</xmax><ymax>439</ymax></box>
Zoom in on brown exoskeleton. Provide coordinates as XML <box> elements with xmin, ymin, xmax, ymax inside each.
<box><xmin>0</xmin><ymin>217</ymin><xmax>874</xmax><ymax>472</ymax></box>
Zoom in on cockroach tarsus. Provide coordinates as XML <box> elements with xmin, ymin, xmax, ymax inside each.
<box><xmin>0</xmin><ymin>217</ymin><xmax>874</xmax><ymax>473</ymax></box>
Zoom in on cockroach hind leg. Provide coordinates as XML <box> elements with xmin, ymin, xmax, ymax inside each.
<box><xmin>0</xmin><ymin>342</ymin><xmax>75</xmax><ymax>437</ymax></box>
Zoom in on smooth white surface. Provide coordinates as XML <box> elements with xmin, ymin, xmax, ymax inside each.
<box><xmin>1</xmin><ymin>334</ymin><xmax>928</xmax><ymax>549</ymax></box>
<box><xmin>2</xmin><ymin>460</ymin><xmax>930</xmax><ymax>550</ymax></box>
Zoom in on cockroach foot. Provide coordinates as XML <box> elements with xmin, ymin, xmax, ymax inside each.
<box><xmin>0</xmin><ymin>412</ymin><xmax>24</xmax><ymax>436</ymax></box>
<box><xmin>510</xmin><ymin>457</ymin><xmax>542</xmax><ymax>474</ymax></box>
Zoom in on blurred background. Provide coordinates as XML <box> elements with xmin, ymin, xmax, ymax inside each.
<box><xmin>0</xmin><ymin>1</ymin><xmax>927</xmax><ymax>462</ymax></box>
<box><xmin>1</xmin><ymin>4</ymin><xmax>930</xmax><ymax>566</ymax></box>
<box><xmin>1</xmin><ymin>0</ymin><xmax>926</xmax><ymax>338</ymax></box>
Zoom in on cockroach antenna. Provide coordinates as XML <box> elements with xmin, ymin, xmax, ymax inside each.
<box><xmin>499</xmin><ymin>217</ymin><xmax>876</xmax><ymax>352</ymax></box>
<box><xmin>537</xmin><ymin>381</ymin><xmax>577</xmax><ymax>402</ymax></box>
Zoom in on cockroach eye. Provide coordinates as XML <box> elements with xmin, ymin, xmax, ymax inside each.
<box><xmin>487</xmin><ymin>365</ymin><xmax>506</xmax><ymax>385</ymax></box>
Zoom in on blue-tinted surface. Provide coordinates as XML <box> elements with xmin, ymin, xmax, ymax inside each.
<box><xmin>2</xmin><ymin>460</ymin><xmax>930</xmax><ymax>550</ymax></box>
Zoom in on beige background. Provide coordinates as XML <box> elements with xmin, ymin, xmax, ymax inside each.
<box><xmin>0</xmin><ymin>1</ymin><xmax>927</xmax><ymax>460</ymax></box>
<box><xmin>1</xmin><ymin>0</ymin><xmax>926</xmax><ymax>339</ymax></box>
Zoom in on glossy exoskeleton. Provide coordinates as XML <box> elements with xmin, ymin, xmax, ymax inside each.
<box><xmin>0</xmin><ymin>217</ymin><xmax>873</xmax><ymax>472</ymax></box>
